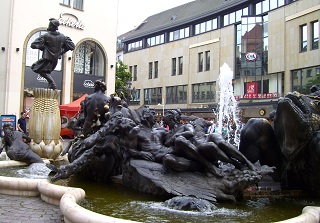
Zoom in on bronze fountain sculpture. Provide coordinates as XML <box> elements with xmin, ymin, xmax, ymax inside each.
<box><xmin>47</xmin><ymin>80</ymin><xmax>273</xmax><ymax>204</ymax></box>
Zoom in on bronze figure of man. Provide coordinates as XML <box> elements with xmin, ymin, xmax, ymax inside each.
<box><xmin>31</xmin><ymin>18</ymin><xmax>75</xmax><ymax>90</ymax></box>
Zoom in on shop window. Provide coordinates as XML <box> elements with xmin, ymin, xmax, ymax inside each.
<box><xmin>74</xmin><ymin>41</ymin><xmax>105</xmax><ymax>76</ymax></box>
<box><xmin>144</xmin><ymin>87</ymin><xmax>162</xmax><ymax>105</ymax></box>
<box><xmin>166</xmin><ymin>85</ymin><xmax>187</xmax><ymax>104</ymax></box>
<box><xmin>131</xmin><ymin>89</ymin><xmax>140</xmax><ymax>105</ymax></box>
<box><xmin>192</xmin><ymin>82</ymin><xmax>215</xmax><ymax>103</ymax></box>
<box><xmin>292</xmin><ymin>66</ymin><xmax>320</xmax><ymax>94</ymax></box>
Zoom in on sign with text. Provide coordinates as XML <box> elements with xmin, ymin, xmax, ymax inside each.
<box><xmin>0</xmin><ymin>115</ymin><xmax>17</xmax><ymax>137</ymax></box>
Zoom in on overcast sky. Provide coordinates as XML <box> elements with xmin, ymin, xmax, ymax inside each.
<box><xmin>117</xmin><ymin>0</ymin><xmax>194</xmax><ymax>35</ymax></box>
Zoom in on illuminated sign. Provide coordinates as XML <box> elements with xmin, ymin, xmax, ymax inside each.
<box><xmin>58</xmin><ymin>13</ymin><xmax>85</xmax><ymax>30</ymax></box>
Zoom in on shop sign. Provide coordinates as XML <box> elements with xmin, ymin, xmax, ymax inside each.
<box><xmin>0</xmin><ymin>115</ymin><xmax>16</xmax><ymax>137</ymax></box>
<box><xmin>58</xmin><ymin>13</ymin><xmax>85</xmax><ymax>30</ymax></box>
<box><xmin>37</xmin><ymin>75</ymin><xmax>48</xmax><ymax>83</ymax></box>
<box><xmin>83</xmin><ymin>80</ymin><xmax>95</xmax><ymax>88</ymax></box>
<box><xmin>245</xmin><ymin>52</ymin><xmax>258</xmax><ymax>62</ymax></box>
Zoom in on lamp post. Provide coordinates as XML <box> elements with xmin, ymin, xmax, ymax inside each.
<box><xmin>126</xmin><ymin>80</ymin><xmax>132</xmax><ymax>106</ymax></box>
<box><xmin>157</xmin><ymin>103</ymin><xmax>164</xmax><ymax>117</ymax></box>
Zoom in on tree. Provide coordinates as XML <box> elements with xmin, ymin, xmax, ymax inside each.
<box><xmin>115</xmin><ymin>61</ymin><xmax>132</xmax><ymax>98</ymax></box>
<box><xmin>299</xmin><ymin>73</ymin><xmax>320</xmax><ymax>94</ymax></box>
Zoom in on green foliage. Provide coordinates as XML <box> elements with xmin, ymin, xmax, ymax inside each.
<box><xmin>115</xmin><ymin>61</ymin><xmax>132</xmax><ymax>96</ymax></box>
<box><xmin>299</xmin><ymin>73</ymin><xmax>320</xmax><ymax>94</ymax></box>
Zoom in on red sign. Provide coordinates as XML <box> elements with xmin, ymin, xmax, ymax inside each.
<box><xmin>242</xmin><ymin>93</ymin><xmax>278</xmax><ymax>99</ymax></box>
<box><xmin>247</xmin><ymin>82</ymin><xmax>258</xmax><ymax>94</ymax></box>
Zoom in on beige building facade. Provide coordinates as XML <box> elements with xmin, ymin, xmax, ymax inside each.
<box><xmin>0</xmin><ymin>0</ymin><xmax>118</xmax><ymax>117</ymax></box>
<box><xmin>121</xmin><ymin>0</ymin><xmax>319</xmax><ymax>120</ymax></box>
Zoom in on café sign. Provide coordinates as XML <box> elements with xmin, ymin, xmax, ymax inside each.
<box><xmin>58</xmin><ymin>13</ymin><xmax>85</xmax><ymax>30</ymax></box>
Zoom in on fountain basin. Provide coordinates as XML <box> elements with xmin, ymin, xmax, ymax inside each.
<box><xmin>0</xmin><ymin>156</ymin><xmax>138</xmax><ymax>223</ymax></box>
<box><xmin>0</xmin><ymin>157</ymin><xmax>319</xmax><ymax>223</ymax></box>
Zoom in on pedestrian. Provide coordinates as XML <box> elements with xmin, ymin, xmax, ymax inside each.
<box><xmin>17</xmin><ymin>112</ymin><xmax>27</xmax><ymax>135</ymax></box>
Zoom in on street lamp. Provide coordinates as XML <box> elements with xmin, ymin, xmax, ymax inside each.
<box><xmin>157</xmin><ymin>103</ymin><xmax>164</xmax><ymax>117</ymax></box>
<box><xmin>126</xmin><ymin>80</ymin><xmax>132</xmax><ymax>105</ymax></box>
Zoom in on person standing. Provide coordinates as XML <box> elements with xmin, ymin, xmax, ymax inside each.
<box><xmin>17</xmin><ymin>112</ymin><xmax>27</xmax><ymax>134</ymax></box>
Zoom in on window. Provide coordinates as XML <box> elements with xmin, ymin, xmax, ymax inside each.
<box><xmin>144</xmin><ymin>87</ymin><xmax>162</xmax><ymax>105</ymax></box>
<box><xmin>166</xmin><ymin>85</ymin><xmax>187</xmax><ymax>104</ymax></box>
<box><xmin>149</xmin><ymin>62</ymin><xmax>153</xmax><ymax>79</ymax></box>
<box><xmin>154</xmin><ymin>61</ymin><xmax>158</xmax><ymax>78</ymax></box>
<box><xmin>255</xmin><ymin>0</ymin><xmax>286</xmax><ymax>15</ymax></box>
<box><xmin>205</xmin><ymin>51</ymin><xmax>210</xmax><ymax>71</ymax></box>
<box><xmin>133</xmin><ymin>65</ymin><xmax>137</xmax><ymax>81</ymax></box>
<box><xmin>169</xmin><ymin>27</ymin><xmax>189</xmax><ymax>41</ymax></box>
<box><xmin>311</xmin><ymin>21</ymin><xmax>319</xmax><ymax>50</ymax></box>
<box><xmin>131</xmin><ymin>89</ymin><xmax>140</xmax><ymax>105</ymax></box>
<box><xmin>192</xmin><ymin>82</ymin><xmax>216</xmax><ymax>103</ymax></box>
<box><xmin>237</xmin><ymin>16</ymin><xmax>268</xmax><ymax>77</ymax></box>
<box><xmin>292</xmin><ymin>66</ymin><xmax>320</xmax><ymax>94</ymax></box>
<box><xmin>73</xmin><ymin>0</ymin><xmax>83</xmax><ymax>10</ymax></box>
<box><xmin>178</xmin><ymin>57</ymin><xmax>183</xmax><ymax>75</ymax></box>
<box><xmin>74</xmin><ymin>41</ymin><xmax>105</xmax><ymax>76</ymax></box>
<box><xmin>128</xmin><ymin>40</ymin><xmax>143</xmax><ymax>52</ymax></box>
<box><xmin>306</xmin><ymin>69</ymin><xmax>312</xmax><ymax>77</ymax></box>
<box><xmin>147</xmin><ymin>34</ymin><xmax>165</xmax><ymax>47</ymax></box>
<box><xmin>223</xmin><ymin>7</ymin><xmax>248</xmax><ymax>27</ymax></box>
<box><xmin>300</xmin><ymin>24</ymin><xmax>307</xmax><ymax>52</ymax></box>
<box><xmin>198</xmin><ymin>52</ymin><xmax>203</xmax><ymax>72</ymax></box>
<box><xmin>59</xmin><ymin>0</ymin><xmax>70</xmax><ymax>6</ymax></box>
<box><xmin>195</xmin><ymin>18</ymin><xmax>218</xmax><ymax>35</ymax></box>
<box><xmin>172</xmin><ymin>58</ymin><xmax>177</xmax><ymax>76</ymax></box>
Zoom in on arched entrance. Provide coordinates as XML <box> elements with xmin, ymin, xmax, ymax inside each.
<box><xmin>72</xmin><ymin>40</ymin><xmax>106</xmax><ymax>100</ymax></box>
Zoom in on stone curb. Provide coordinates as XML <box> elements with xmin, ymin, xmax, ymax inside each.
<box><xmin>0</xmin><ymin>159</ymin><xmax>140</xmax><ymax>223</ymax></box>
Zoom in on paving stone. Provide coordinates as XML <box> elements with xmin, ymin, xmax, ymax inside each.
<box><xmin>0</xmin><ymin>194</ymin><xmax>63</xmax><ymax>222</ymax></box>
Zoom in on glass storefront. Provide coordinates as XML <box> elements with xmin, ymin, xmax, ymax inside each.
<box><xmin>292</xmin><ymin>66</ymin><xmax>320</xmax><ymax>94</ymax></box>
<box><xmin>234</xmin><ymin>15</ymin><xmax>281</xmax><ymax>99</ymax></box>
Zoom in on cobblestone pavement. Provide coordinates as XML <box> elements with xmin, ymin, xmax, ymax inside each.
<box><xmin>0</xmin><ymin>194</ymin><xmax>63</xmax><ymax>223</ymax></box>
<box><xmin>0</xmin><ymin>139</ymin><xmax>73</xmax><ymax>222</ymax></box>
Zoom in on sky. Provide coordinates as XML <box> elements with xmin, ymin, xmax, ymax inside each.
<box><xmin>117</xmin><ymin>0</ymin><xmax>194</xmax><ymax>35</ymax></box>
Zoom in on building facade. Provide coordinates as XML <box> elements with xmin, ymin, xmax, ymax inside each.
<box><xmin>120</xmin><ymin>0</ymin><xmax>319</xmax><ymax>120</ymax></box>
<box><xmin>0</xmin><ymin>0</ymin><xmax>118</xmax><ymax>117</ymax></box>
